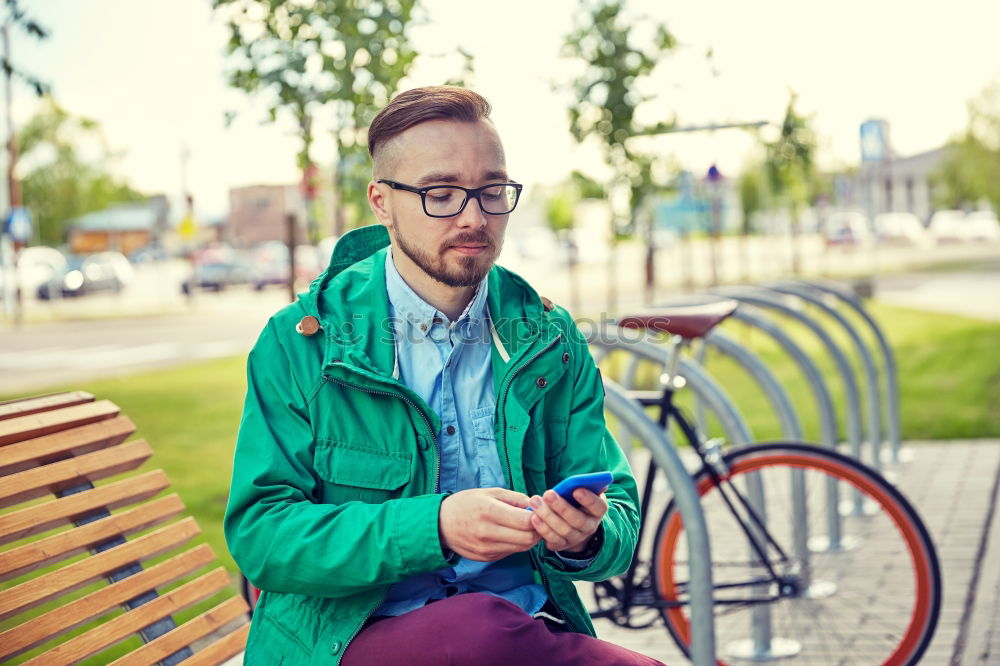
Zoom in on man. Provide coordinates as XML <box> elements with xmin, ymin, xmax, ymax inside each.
<box><xmin>225</xmin><ymin>86</ymin><xmax>658</xmax><ymax>665</ymax></box>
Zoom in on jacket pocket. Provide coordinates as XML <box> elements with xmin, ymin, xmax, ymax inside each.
<box><xmin>314</xmin><ymin>440</ymin><xmax>412</xmax><ymax>504</ymax></box>
<box><xmin>471</xmin><ymin>406</ymin><xmax>506</xmax><ymax>488</ymax></box>
<box><xmin>522</xmin><ymin>417</ymin><xmax>568</xmax><ymax>496</ymax></box>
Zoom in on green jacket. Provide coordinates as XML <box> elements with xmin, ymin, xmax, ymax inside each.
<box><xmin>225</xmin><ymin>225</ymin><xmax>639</xmax><ymax>665</ymax></box>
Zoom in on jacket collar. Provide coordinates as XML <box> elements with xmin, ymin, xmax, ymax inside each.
<box><xmin>300</xmin><ymin>225</ymin><xmax>556</xmax><ymax>380</ymax></box>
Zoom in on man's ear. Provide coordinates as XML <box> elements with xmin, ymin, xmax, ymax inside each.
<box><xmin>368</xmin><ymin>181</ymin><xmax>393</xmax><ymax>229</ymax></box>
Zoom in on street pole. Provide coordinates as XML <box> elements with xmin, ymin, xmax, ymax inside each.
<box><xmin>2</xmin><ymin>22</ymin><xmax>21</xmax><ymax>324</ymax></box>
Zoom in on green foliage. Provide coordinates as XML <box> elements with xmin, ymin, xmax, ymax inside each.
<box><xmin>562</xmin><ymin>0</ymin><xmax>677</xmax><ymax>235</ymax></box>
<box><xmin>932</xmin><ymin>78</ymin><xmax>1000</xmax><ymax>212</ymax></box>
<box><xmin>545</xmin><ymin>188</ymin><xmax>575</xmax><ymax>233</ymax></box>
<box><xmin>764</xmin><ymin>94</ymin><xmax>817</xmax><ymax>214</ymax></box>
<box><xmin>213</xmin><ymin>0</ymin><xmax>423</xmax><ymax>234</ymax></box>
<box><xmin>17</xmin><ymin>100</ymin><xmax>146</xmax><ymax>245</ymax></box>
<box><xmin>737</xmin><ymin>162</ymin><xmax>766</xmax><ymax>234</ymax></box>
<box><xmin>2</xmin><ymin>1</ymin><xmax>50</xmax><ymax>96</ymax></box>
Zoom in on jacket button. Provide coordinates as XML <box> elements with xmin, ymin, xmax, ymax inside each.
<box><xmin>330</xmin><ymin>640</ymin><xmax>342</xmax><ymax>654</ymax></box>
<box><xmin>296</xmin><ymin>316</ymin><xmax>320</xmax><ymax>336</ymax></box>
<box><xmin>536</xmin><ymin>377</ymin><xmax>547</xmax><ymax>388</ymax></box>
<box><xmin>418</xmin><ymin>437</ymin><xmax>429</xmax><ymax>450</ymax></box>
<box><xmin>562</xmin><ymin>352</ymin><xmax>570</xmax><ymax>363</ymax></box>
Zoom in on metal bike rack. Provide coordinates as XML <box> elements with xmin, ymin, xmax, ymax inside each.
<box><xmin>798</xmin><ymin>278</ymin><xmax>904</xmax><ymax>463</ymax></box>
<box><xmin>708</xmin><ymin>287</ymin><xmax>865</xmax><ymax>464</ymax></box>
<box><xmin>589</xmin><ymin>330</ymin><xmax>802</xmax><ymax>661</ymax></box>
<box><xmin>603</xmin><ymin>380</ymin><xmax>717</xmax><ymax>666</ymax></box>
<box><xmin>767</xmin><ymin>281</ymin><xmax>884</xmax><ymax>471</ymax></box>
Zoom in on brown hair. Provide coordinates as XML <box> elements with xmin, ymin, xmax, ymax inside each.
<box><xmin>367</xmin><ymin>86</ymin><xmax>492</xmax><ymax>165</ymax></box>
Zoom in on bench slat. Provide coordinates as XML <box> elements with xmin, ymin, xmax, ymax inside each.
<box><xmin>109</xmin><ymin>595</ymin><xmax>249</xmax><ymax>666</ymax></box>
<box><xmin>22</xmin><ymin>567</ymin><xmax>232</xmax><ymax>666</ymax></box>
<box><xmin>0</xmin><ymin>392</ymin><xmax>95</xmax><ymax>421</ymax></box>
<box><xmin>0</xmin><ymin>439</ymin><xmax>153</xmax><ymax>508</ymax></box>
<box><xmin>0</xmin><ymin>494</ymin><xmax>186</xmax><ymax>582</ymax></box>
<box><xmin>0</xmin><ymin>469</ymin><xmax>170</xmax><ymax>545</ymax></box>
<box><xmin>0</xmin><ymin>415</ymin><xmax>136</xmax><ymax>477</ymax></box>
<box><xmin>0</xmin><ymin>543</ymin><xmax>216</xmax><ymax>661</ymax></box>
<box><xmin>184</xmin><ymin>622</ymin><xmax>251</xmax><ymax>666</ymax></box>
<box><xmin>0</xmin><ymin>517</ymin><xmax>201</xmax><ymax>621</ymax></box>
<box><xmin>0</xmin><ymin>400</ymin><xmax>121</xmax><ymax>447</ymax></box>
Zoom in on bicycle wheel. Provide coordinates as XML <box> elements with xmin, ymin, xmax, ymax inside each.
<box><xmin>652</xmin><ymin>442</ymin><xmax>940</xmax><ymax>666</ymax></box>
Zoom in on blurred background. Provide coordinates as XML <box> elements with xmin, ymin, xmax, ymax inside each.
<box><xmin>2</xmin><ymin>0</ymin><xmax>1000</xmax><ymax>335</ymax></box>
<box><xmin>2</xmin><ymin>4</ymin><xmax>999</xmax><ymax>662</ymax></box>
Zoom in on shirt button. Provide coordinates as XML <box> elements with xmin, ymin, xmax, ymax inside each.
<box><xmin>446</xmin><ymin>425</ymin><xmax>456</xmax><ymax>436</ymax></box>
<box><xmin>330</xmin><ymin>641</ymin><xmax>342</xmax><ymax>655</ymax></box>
<box><xmin>536</xmin><ymin>377</ymin><xmax>548</xmax><ymax>388</ymax></box>
<box><xmin>420</xmin><ymin>323</ymin><xmax>428</xmax><ymax>332</ymax></box>
<box><xmin>562</xmin><ymin>352</ymin><xmax>570</xmax><ymax>363</ymax></box>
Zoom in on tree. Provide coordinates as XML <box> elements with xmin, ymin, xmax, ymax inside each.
<box><xmin>932</xmin><ymin>79</ymin><xmax>1000</xmax><ymax>213</ymax></box>
<box><xmin>3</xmin><ymin>0</ymin><xmax>50</xmax><ymax>211</ymax></box>
<box><xmin>17</xmin><ymin>100</ymin><xmax>145</xmax><ymax>245</ymax></box>
<box><xmin>562</xmin><ymin>0</ymin><xmax>677</xmax><ymax>306</ymax></box>
<box><xmin>213</xmin><ymin>0</ymin><xmax>422</xmax><ymax>238</ymax></box>
<box><xmin>763</xmin><ymin>94</ymin><xmax>816</xmax><ymax>274</ymax></box>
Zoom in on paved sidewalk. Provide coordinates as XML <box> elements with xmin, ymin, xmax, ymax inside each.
<box><xmin>586</xmin><ymin>440</ymin><xmax>1000</xmax><ymax>664</ymax></box>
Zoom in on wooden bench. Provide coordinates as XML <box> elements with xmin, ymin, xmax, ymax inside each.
<box><xmin>0</xmin><ymin>391</ymin><xmax>249</xmax><ymax>665</ymax></box>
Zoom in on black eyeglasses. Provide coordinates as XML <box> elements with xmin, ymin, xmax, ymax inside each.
<box><xmin>377</xmin><ymin>179</ymin><xmax>523</xmax><ymax>218</ymax></box>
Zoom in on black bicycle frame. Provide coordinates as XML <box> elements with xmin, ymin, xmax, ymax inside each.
<box><xmin>593</xmin><ymin>380</ymin><xmax>792</xmax><ymax>618</ymax></box>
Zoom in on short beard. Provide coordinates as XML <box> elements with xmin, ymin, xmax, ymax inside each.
<box><xmin>392</xmin><ymin>215</ymin><xmax>501</xmax><ymax>288</ymax></box>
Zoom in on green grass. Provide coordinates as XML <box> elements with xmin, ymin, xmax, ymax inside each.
<box><xmin>2</xmin><ymin>300</ymin><xmax>998</xmax><ymax>661</ymax></box>
<box><xmin>602</xmin><ymin>301</ymin><xmax>1000</xmax><ymax>444</ymax></box>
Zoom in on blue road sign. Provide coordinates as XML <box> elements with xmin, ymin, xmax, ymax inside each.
<box><xmin>860</xmin><ymin>119</ymin><xmax>889</xmax><ymax>163</ymax></box>
<box><xmin>5</xmin><ymin>207</ymin><xmax>32</xmax><ymax>242</ymax></box>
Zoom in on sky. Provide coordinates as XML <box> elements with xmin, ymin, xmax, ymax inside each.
<box><xmin>7</xmin><ymin>0</ymin><xmax>1000</xmax><ymax>221</ymax></box>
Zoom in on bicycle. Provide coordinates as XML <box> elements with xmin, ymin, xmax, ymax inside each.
<box><xmin>588</xmin><ymin>300</ymin><xmax>941</xmax><ymax>665</ymax></box>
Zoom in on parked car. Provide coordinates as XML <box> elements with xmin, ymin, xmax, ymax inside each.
<box><xmin>0</xmin><ymin>246</ymin><xmax>67</xmax><ymax>299</ymax></box>
<box><xmin>181</xmin><ymin>244</ymin><xmax>251</xmax><ymax>293</ymax></box>
<box><xmin>248</xmin><ymin>242</ymin><xmax>323</xmax><ymax>291</ymax></box>
<box><xmin>927</xmin><ymin>210</ymin><xmax>966</xmax><ymax>243</ymax></box>
<box><xmin>37</xmin><ymin>252</ymin><xmax>134</xmax><ymax>299</ymax></box>
<box><xmin>962</xmin><ymin>211</ymin><xmax>1000</xmax><ymax>242</ymax></box>
<box><xmin>824</xmin><ymin>210</ymin><xmax>873</xmax><ymax>247</ymax></box>
<box><xmin>873</xmin><ymin>212</ymin><xmax>930</xmax><ymax>247</ymax></box>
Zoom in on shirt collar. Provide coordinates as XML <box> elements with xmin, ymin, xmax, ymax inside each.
<box><xmin>385</xmin><ymin>248</ymin><xmax>488</xmax><ymax>338</ymax></box>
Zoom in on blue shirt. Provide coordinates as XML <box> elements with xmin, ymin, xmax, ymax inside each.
<box><xmin>374</xmin><ymin>250</ymin><xmax>548</xmax><ymax>617</ymax></box>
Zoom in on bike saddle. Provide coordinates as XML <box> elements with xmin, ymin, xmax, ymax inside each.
<box><xmin>617</xmin><ymin>299</ymin><xmax>738</xmax><ymax>339</ymax></box>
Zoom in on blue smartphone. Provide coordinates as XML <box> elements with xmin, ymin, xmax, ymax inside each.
<box><xmin>551</xmin><ymin>471</ymin><xmax>613</xmax><ymax>508</ymax></box>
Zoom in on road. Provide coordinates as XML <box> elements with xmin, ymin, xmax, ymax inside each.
<box><xmin>1</xmin><ymin>237</ymin><xmax>998</xmax><ymax>395</ymax></box>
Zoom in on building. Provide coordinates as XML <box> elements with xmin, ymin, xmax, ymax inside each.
<box><xmin>68</xmin><ymin>195</ymin><xmax>170</xmax><ymax>255</ymax></box>
<box><xmin>852</xmin><ymin>147</ymin><xmax>951</xmax><ymax>222</ymax></box>
<box><xmin>227</xmin><ymin>184</ymin><xmax>309</xmax><ymax>246</ymax></box>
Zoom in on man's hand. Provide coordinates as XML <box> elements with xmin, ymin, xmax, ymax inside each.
<box><xmin>528</xmin><ymin>488</ymin><xmax>608</xmax><ymax>555</ymax></box>
<box><xmin>438</xmin><ymin>488</ymin><xmax>541</xmax><ymax>561</ymax></box>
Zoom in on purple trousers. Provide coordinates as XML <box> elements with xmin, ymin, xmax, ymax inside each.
<box><xmin>341</xmin><ymin>593</ymin><xmax>666</xmax><ymax>665</ymax></box>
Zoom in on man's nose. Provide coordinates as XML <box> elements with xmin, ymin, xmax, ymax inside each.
<box><xmin>454</xmin><ymin>195</ymin><xmax>487</xmax><ymax>228</ymax></box>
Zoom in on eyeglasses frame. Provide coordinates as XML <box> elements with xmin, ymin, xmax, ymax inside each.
<box><xmin>376</xmin><ymin>179</ymin><xmax>523</xmax><ymax>218</ymax></box>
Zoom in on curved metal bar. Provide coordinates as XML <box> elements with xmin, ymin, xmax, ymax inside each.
<box><xmin>704</xmin><ymin>329</ymin><xmax>803</xmax><ymax>440</ymax></box>
<box><xmin>797</xmin><ymin>278</ymin><xmax>903</xmax><ymax>463</ymax></box>
<box><xmin>708</xmin><ymin>286</ymin><xmax>864</xmax><ymax>463</ymax></box>
<box><xmin>586</xmin><ymin>328</ymin><xmax>754</xmax><ymax>445</ymax></box>
<box><xmin>767</xmin><ymin>282</ymin><xmax>884</xmax><ymax>471</ymax></box>
<box><xmin>603</xmin><ymin>380</ymin><xmax>717</xmax><ymax>665</ymax></box>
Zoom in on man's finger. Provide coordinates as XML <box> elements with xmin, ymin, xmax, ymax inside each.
<box><xmin>573</xmin><ymin>489</ymin><xmax>609</xmax><ymax>518</ymax></box>
<box><xmin>490</xmin><ymin>488</ymin><xmax>533</xmax><ymax>509</ymax></box>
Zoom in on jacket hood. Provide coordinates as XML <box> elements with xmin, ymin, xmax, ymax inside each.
<box><xmin>298</xmin><ymin>225</ymin><xmax>554</xmax><ymax>377</ymax></box>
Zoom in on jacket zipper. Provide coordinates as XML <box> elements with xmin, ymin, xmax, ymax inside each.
<box><xmin>322</xmin><ymin>371</ymin><xmax>441</xmax><ymax>493</ymax></box>
<box><xmin>496</xmin><ymin>334</ymin><xmax>575</xmax><ymax>631</ymax></box>
<box><xmin>530</xmin><ymin>550</ymin><xmax>577</xmax><ymax>631</ymax></box>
